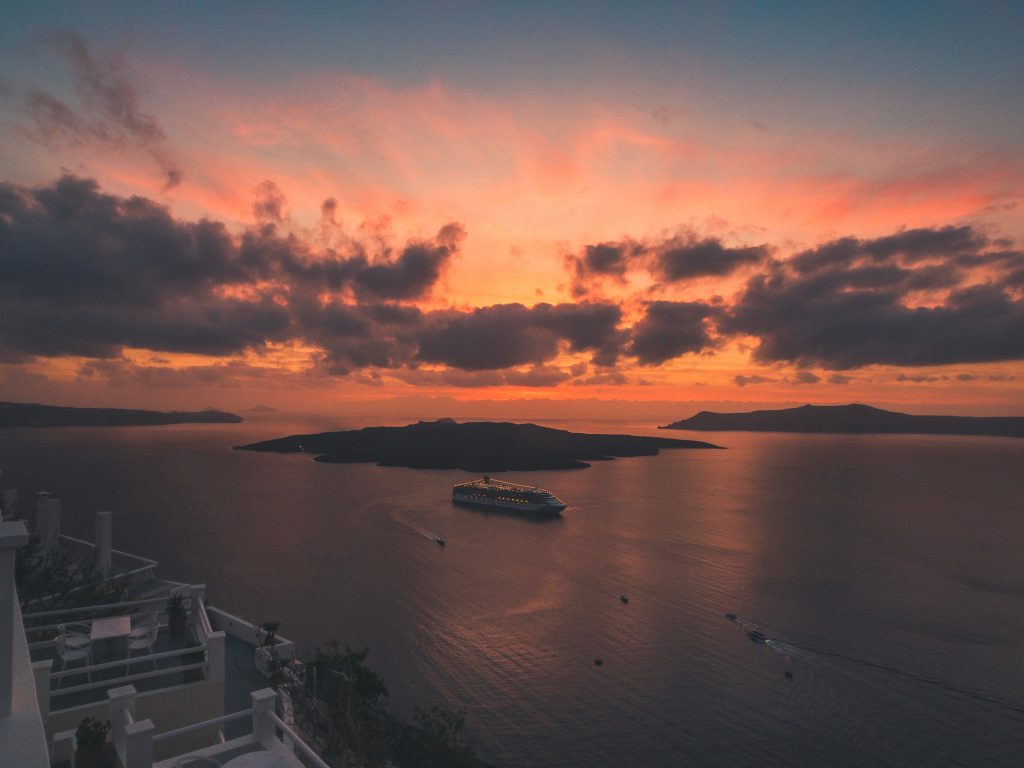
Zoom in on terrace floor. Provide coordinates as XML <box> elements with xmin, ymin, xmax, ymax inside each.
<box><xmin>223</xmin><ymin>633</ymin><xmax>271</xmax><ymax>738</ymax></box>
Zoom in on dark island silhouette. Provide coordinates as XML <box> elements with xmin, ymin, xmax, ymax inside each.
<box><xmin>0</xmin><ymin>401</ymin><xmax>243</xmax><ymax>427</ymax></box>
<box><xmin>661</xmin><ymin>403</ymin><xmax>1024</xmax><ymax>438</ymax></box>
<box><xmin>235</xmin><ymin>419</ymin><xmax>723</xmax><ymax>470</ymax></box>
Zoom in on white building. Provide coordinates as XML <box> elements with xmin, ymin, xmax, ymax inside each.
<box><xmin>1</xmin><ymin>491</ymin><xmax>328</xmax><ymax>768</ymax></box>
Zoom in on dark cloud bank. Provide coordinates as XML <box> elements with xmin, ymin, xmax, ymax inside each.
<box><xmin>1</xmin><ymin>175</ymin><xmax>1022</xmax><ymax>386</ymax></box>
<box><xmin>566</xmin><ymin>234</ymin><xmax>771</xmax><ymax>297</ymax></box>
<box><xmin>722</xmin><ymin>227</ymin><xmax>1024</xmax><ymax>369</ymax></box>
<box><xmin>0</xmin><ymin>175</ymin><xmax>621</xmax><ymax>379</ymax></box>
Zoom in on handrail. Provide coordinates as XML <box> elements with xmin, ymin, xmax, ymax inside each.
<box><xmin>266</xmin><ymin>711</ymin><xmax>331</xmax><ymax>768</ymax></box>
<box><xmin>151</xmin><ymin>708</ymin><xmax>253</xmax><ymax>744</ymax></box>
<box><xmin>194</xmin><ymin>596</ymin><xmax>214</xmax><ymax>637</ymax></box>
<box><xmin>51</xmin><ymin>662</ymin><xmax>206</xmax><ymax>700</ymax></box>
<box><xmin>59</xmin><ymin>534</ymin><xmax>160</xmax><ymax>567</ymax></box>
<box><xmin>50</xmin><ymin>642</ymin><xmax>206</xmax><ymax>679</ymax></box>
<box><xmin>29</xmin><ymin>582</ymin><xmax>204</xmax><ymax>616</ymax></box>
<box><xmin>24</xmin><ymin>594</ymin><xmax>188</xmax><ymax>621</ymax></box>
<box><xmin>19</xmin><ymin>565</ymin><xmax>162</xmax><ymax>612</ymax></box>
<box><xmin>28</xmin><ymin>616</ymin><xmax>167</xmax><ymax>639</ymax></box>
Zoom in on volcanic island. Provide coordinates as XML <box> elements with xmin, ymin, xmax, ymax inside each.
<box><xmin>235</xmin><ymin>418</ymin><xmax>723</xmax><ymax>471</ymax></box>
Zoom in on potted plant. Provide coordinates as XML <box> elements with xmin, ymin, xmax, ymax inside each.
<box><xmin>261</xmin><ymin>621</ymin><xmax>279</xmax><ymax>647</ymax></box>
<box><xmin>166</xmin><ymin>593</ymin><xmax>187</xmax><ymax>635</ymax></box>
<box><xmin>255</xmin><ymin>620</ymin><xmax>281</xmax><ymax>678</ymax></box>
<box><xmin>75</xmin><ymin>716</ymin><xmax>111</xmax><ymax>768</ymax></box>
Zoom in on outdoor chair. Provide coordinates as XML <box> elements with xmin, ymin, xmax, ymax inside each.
<box><xmin>57</xmin><ymin>621</ymin><xmax>92</xmax><ymax>650</ymax></box>
<box><xmin>128</xmin><ymin>611</ymin><xmax>159</xmax><ymax>639</ymax></box>
<box><xmin>55</xmin><ymin>630</ymin><xmax>91</xmax><ymax>687</ymax></box>
<box><xmin>126</xmin><ymin>622</ymin><xmax>160</xmax><ymax>672</ymax></box>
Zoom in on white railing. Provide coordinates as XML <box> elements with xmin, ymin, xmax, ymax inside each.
<box><xmin>189</xmin><ymin>596</ymin><xmax>226</xmax><ymax>683</ymax></box>
<box><xmin>17</xmin><ymin>534</ymin><xmax>159</xmax><ymax>612</ymax></box>
<box><xmin>193</xmin><ymin>596</ymin><xmax>214</xmax><ymax>638</ymax></box>
<box><xmin>205</xmin><ymin>605</ymin><xmax>297</xmax><ymax>667</ymax></box>
<box><xmin>146</xmin><ymin>688</ymin><xmax>327</xmax><ymax>768</ymax></box>
<box><xmin>107</xmin><ymin>685</ymin><xmax>154</xmax><ymax>768</ymax></box>
<box><xmin>24</xmin><ymin>595</ymin><xmax>173</xmax><ymax>643</ymax></box>
<box><xmin>266</xmin><ymin>710</ymin><xmax>331</xmax><ymax>768</ymax></box>
<box><xmin>151</xmin><ymin>708</ymin><xmax>252</xmax><ymax>745</ymax></box>
<box><xmin>55</xmin><ymin>687</ymin><xmax>327</xmax><ymax>767</ymax></box>
<box><xmin>50</xmin><ymin>643</ymin><xmax>205</xmax><ymax>681</ymax></box>
<box><xmin>60</xmin><ymin>533</ymin><xmax>159</xmax><ymax>574</ymax></box>
<box><xmin>23</xmin><ymin>586</ymin><xmax>206</xmax><ymax>649</ymax></box>
<box><xmin>25</xmin><ymin>591</ymin><xmax>192</xmax><ymax>622</ymax></box>
<box><xmin>48</xmin><ymin>643</ymin><xmax>207</xmax><ymax>699</ymax></box>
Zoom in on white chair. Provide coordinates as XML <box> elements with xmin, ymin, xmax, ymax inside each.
<box><xmin>55</xmin><ymin>631</ymin><xmax>91</xmax><ymax>687</ymax></box>
<box><xmin>57</xmin><ymin>622</ymin><xmax>92</xmax><ymax>650</ymax></box>
<box><xmin>126</xmin><ymin>623</ymin><xmax>160</xmax><ymax>671</ymax></box>
<box><xmin>128</xmin><ymin>611</ymin><xmax>158</xmax><ymax>639</ymax></box>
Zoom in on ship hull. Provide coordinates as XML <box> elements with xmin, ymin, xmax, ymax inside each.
<box><xmin>452</xmin><ymin>494</ymin><xmax>564</xmax><ymax>515</ymax></box>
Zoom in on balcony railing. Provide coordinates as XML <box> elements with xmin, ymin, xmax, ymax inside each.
<box><xmin>24</xmin><ymin>593</ymin><xmax>181</xmax><ymax>641</ymax></box>
<box><xmin>2</xmin><ymin>495</ymin><xmax>325</xmax><ymax>767</ymax></box>
<box><xmin>264</xmin><ymin>709</ymin><xmax>331</xmax><ymax>768</ymax></box>
<box><xmin>47</xmin><ymin>684</ymin><xmax>330</xmax><ymax>768</ymax></box>
<box><xmin>58</xmin><ymin>533</ymin><xmax>159</xmax><ymax>581</ymax></box>
<box><xmin>17</xmin><ymin>532</ymin><xmax>159</xmax><ymax>614</ymax></box>
<box><xmin>23</xmin><ymin>586</ymin><xmax>225</xmax><ymax>715</ymax></box>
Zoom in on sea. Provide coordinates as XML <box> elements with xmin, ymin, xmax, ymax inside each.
<box><xmin>2</xmin><ymin>414</ymin><xmax>1023</xmax><ymax>767</ymax></box>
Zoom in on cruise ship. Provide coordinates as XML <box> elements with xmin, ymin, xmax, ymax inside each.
<box><xmin>452</xmin><ymin>476</ymin><xmax>566</xmax><ymax>515</ymax></box>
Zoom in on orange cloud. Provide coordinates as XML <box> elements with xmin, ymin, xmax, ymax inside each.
<box><xmin>3</xmin><ymin>55</ymin><xmax>1024</xmax><ymax>412</ymax></box>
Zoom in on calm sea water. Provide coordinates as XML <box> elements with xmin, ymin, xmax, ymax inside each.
<box><xmin>2</xmin><ymin>415</ymin><xmax>1023</xmax><ymax>767</ymax></box>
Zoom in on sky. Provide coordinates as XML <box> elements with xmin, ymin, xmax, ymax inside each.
<box><xmin>0</xmin><ymin>2</ymin><xmax>1022</xmax><ymax>416</ymax></box>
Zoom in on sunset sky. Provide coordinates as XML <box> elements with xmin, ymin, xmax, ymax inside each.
<box><xmin>1</xmin><ymin>2</ymin><xmax>1022</xmax><ymax>416</ymax></box>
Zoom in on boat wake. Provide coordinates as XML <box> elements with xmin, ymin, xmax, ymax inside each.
<box><xmin>388</xmin><ymin>506</ymin><xmax>447</xmax><ymax>546</ymax></box>
<box><xmin>724</xmin><ymin>611</ymin><xmax>1024</xmax><ymax>715</ymax></box>
<box><xmin>351</xmin><ymin>494</ymin><xmax>426</xmax><ymax>522</ymax></box>
<box><xmin>407</xmin><ymin>521</ymin><xmax>445</xmax><ymax>545</ymax></box>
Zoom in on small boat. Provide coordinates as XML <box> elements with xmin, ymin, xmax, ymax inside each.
<box><xmin>725</xmin><ymin>612</ymin><xmax>737</xmax><ymax>621</ymax></box>
<box><xmin>619</xmin><ymin>594</ymin><xmax>629</xmax><ymax>604</ymax></box>
<box><xmin>747</xmin><ymin>630</ymin><xmax>768</xmax><ymax>644</ymax></box>
<box><xmin>434</xmin><ymin>536</ymin><xmax>446</xmax><ymax>547</ymax></box>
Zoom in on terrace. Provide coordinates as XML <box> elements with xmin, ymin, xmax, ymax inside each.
<box><xmin>0</xmin><ymin>490</ymin><xmax>327</xmax><ymax>768</ymax></box>
<box><xmin>27</xmin><ymin>587</ymin><xmax>232</xmax><ymax>721</ymax></box>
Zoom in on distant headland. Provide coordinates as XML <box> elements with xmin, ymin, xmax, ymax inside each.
<box><xmin>235</xmin><ymin>419</ymin><xmax>723</xmax><ymax>471</ymax></box>
<box><xmin>0</xmin><ymin>401</ymin><xmax>243</xmax><ymax>427</ymax></box>
<box><xmin>242</xmin><ymin>405</ymin><xmax>280</xmax><ymax>414</ymax></box>
<box><xmin>661</xmin><ymin>403</ymin><xmax>1024</xmax><ymax>438</ymax></box>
